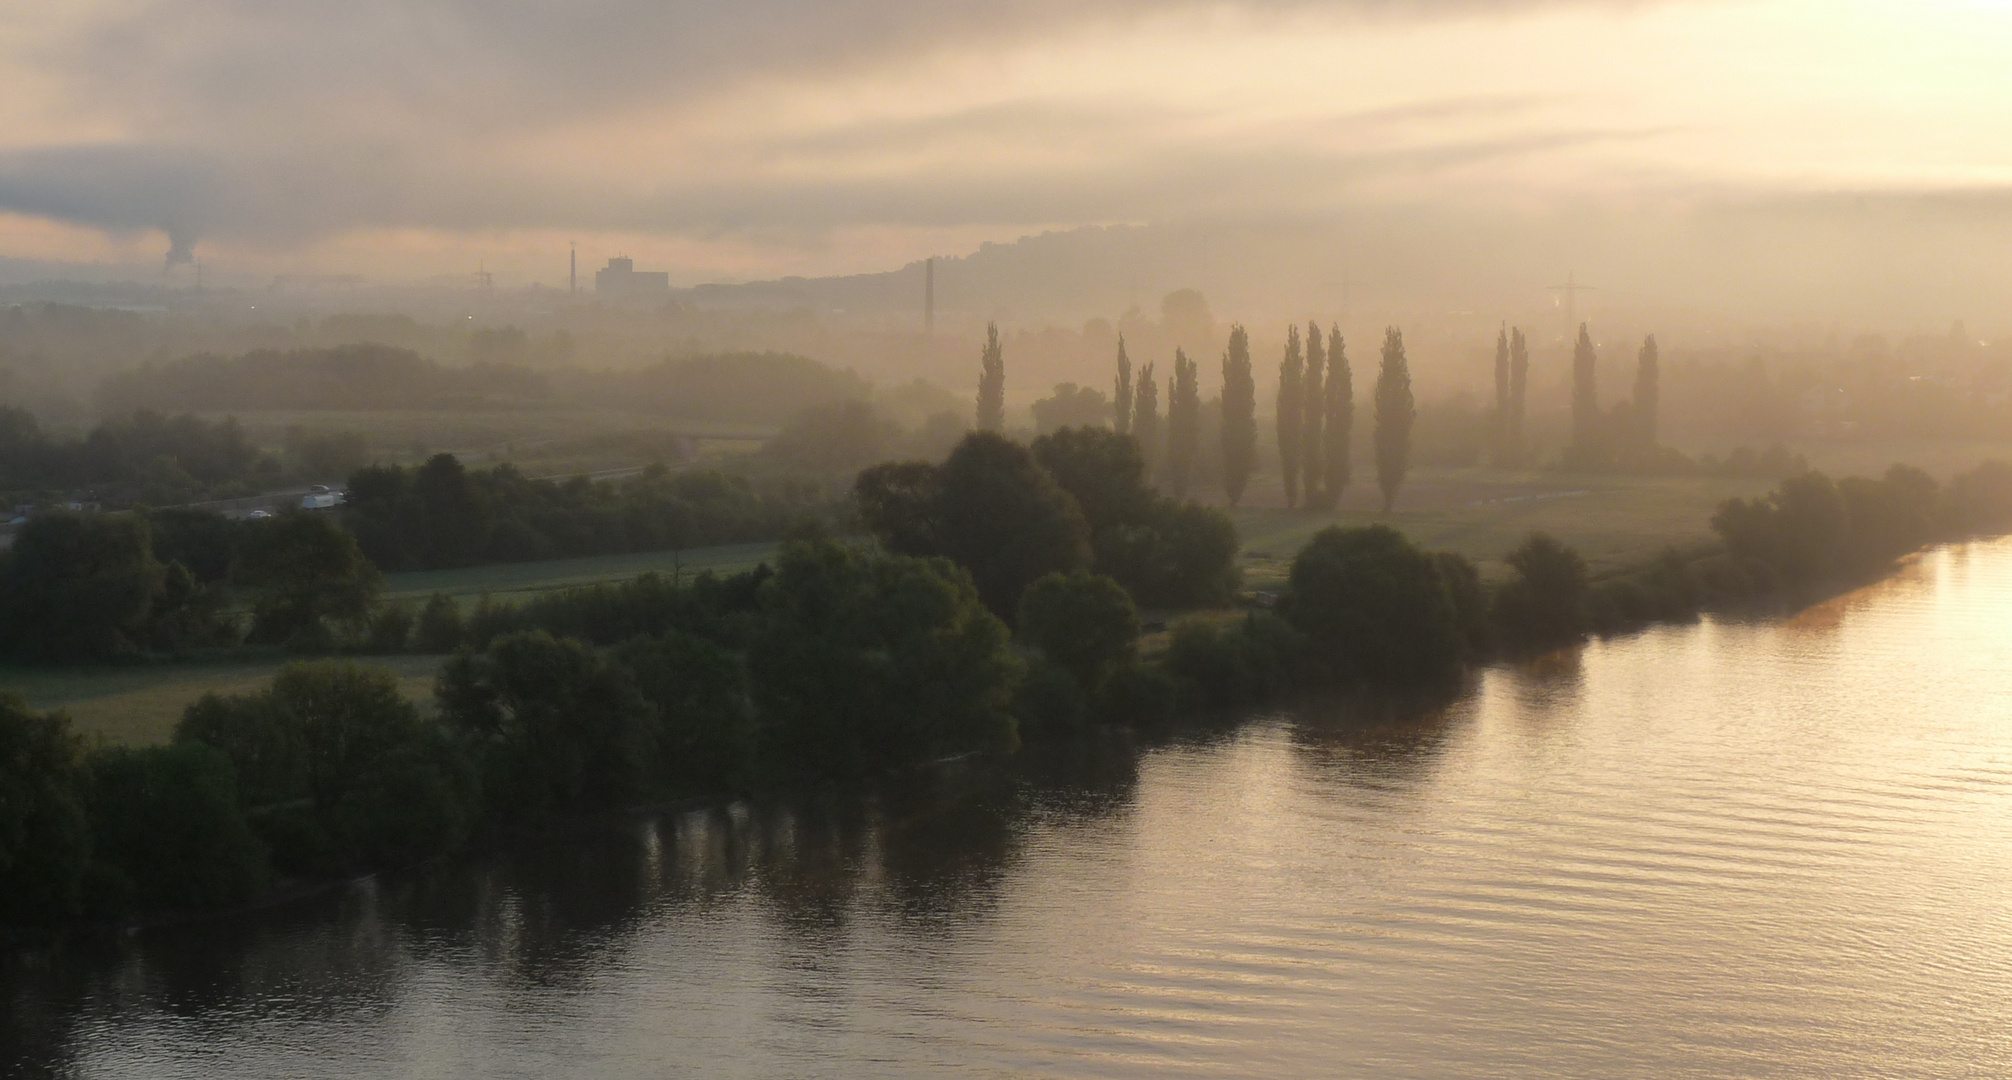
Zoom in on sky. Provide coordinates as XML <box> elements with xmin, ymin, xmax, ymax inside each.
<box><xmin>3</xmin><ymin>0</ymin><xmax>2012</xmax><ymax>316</ymax></box>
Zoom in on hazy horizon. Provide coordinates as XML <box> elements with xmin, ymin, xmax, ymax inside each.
<box><xmin>4</xmin><ymin>0</ymin><xmax>2012</xmax><ymax>327</ymax></box>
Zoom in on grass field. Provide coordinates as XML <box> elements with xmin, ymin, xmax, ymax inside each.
<box><xmin>380</xmin><ymin>541</ymin><xmax>780</xmax><ymax>604</ymax></box>
<box><xmin>11</xmin><ymin>452</ymin><xmax>1977</xmax><ymax>746</ymax></box>
<box><xmin>1226</xmin><ymin>466</ymin><xmax>1774</xmax><ymax>590</ymax></box>
<box><xmin>0</xmin><ymin>654</ymin><xmax>445</xmax><ymax>748</ymax></box>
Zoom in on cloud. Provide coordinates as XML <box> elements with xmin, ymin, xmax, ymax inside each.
<box><xmin>0</xmin><ymin>0</ymin><xmax>1665</xmax><ymax>262</ymax></box>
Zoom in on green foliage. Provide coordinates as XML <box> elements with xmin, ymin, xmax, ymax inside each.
<box><xmin>84</xmin><ymin>743</ymin><xmax>268</xmax><ymax>913</ymax></box>
<box><xmin>1114</xmin><ymin>336</ymin><xmax>1134</xmax><ymax>435</ymax></box>
<box><xmin>1165</xmin><ymin>349</ymin><xmax>1201</xmax><ymax>499</ymax></box>
<box><xmin>1031</xmin><ymin>383</ymin><xmax>1111</xmax><ymax>434</ymax></box>
<box><xmin>1276</xmin><ymin>327</ymin><xmax>1304</xmax><ymax>508</ymax></box>
<box><xmin>1373</xmin><ymin>328</ymin><xmax>1415</xmax><ymax>512</ymax></box>
<box><xmin>143</xmin><ymin>560</ymin><xmax>240</xmax><ymax>653</ymax></box>
<box><xmin>1029</xmin><ymin>427</ymin><xmax>1242</xmax><ymax>608</ymax></box>
<box><xmin>1324</xmin><ymin>327</ymin><xmax>1353</xmax><ymax>502</ymax></box>
<box><xmin>362</xmin><ymin>603</ymin><xmax>415</xmax><ymax>654</ymax></box>
<box><xmin>1944</xmin><ymin>460</ymin><xmax>2012</xmax><ymax>535</ymax></box>
<box><xmin>614</xmin><ymin>630</ymin><xmax>755</xmax><ymax>792</ymax></box>
<box><xmin>1303</xmin><ymin>322</ymin><xmax>1327</xmax><ymax>503</ymax></box>
<box><xmin>1491</xmin><ymin>533</ymin><xmax>1590</xmax><ymax>651</ymax></box>
<box><xmin>437</xmin><ymin>631</ymin><xmax>654</xmax><ymax>824</ymax></box>
<box><xmin>763</xmin><ymin>400</ymin><xmax>898</xmax><ymax>473</ymax></box>
<box><xmin>1165</xmin><ymin>613</ymin><xmax>1302</xmax><ymax>710</ymax></box>
<box><xmin>1131</xmin><ymin>361</ymin><xmax>1161</xmax><ymax>469</ymax></box>
<box><xmin>977</xmin><ymin>322</ymin><xmax>1006</xmax><ymax>432</ymax></box>
<box><xmin>1570</xmin><ymin>323</ymin><xmax>1600</xmax><ymax>463</ymax></box>
<box><xmin>1506</xmin><ymin>328</ymin><xmax>1528</xmax><ymax>465</ymax></box>
<box><xmin>1017</xmin><ymin>571</ymin><xmax>1140</xmax><ymax>695</ymax></box>
<box><xmin>0</xmin><ymin>408</ymin><xmax>264</xmax><ymax>504</ymax></box>
<box><xmin>1280</xmin><ymin>525</ymin><xmax>1460</xmax><ymax>685</ymax></box>
<box><xmin>147</xmin><ymin>508</ymin><xmax>244</xmax><ymax>583</ymax></box>
<box><xmin>345</xmin><ymin>455</ymin><xmax>822</xmax><ymax>572</ymax></box>
<box><xmin>1220</xmin><ymin>325</ymin><xmax>1257</xmax><ymax>507</ymax></box>
<box><xmin>178</xmin><ymin>662</ymin><xmax>472</xmax><ymax>873</ymax></box>
<box><xmin>1433</xmin><ymin>551</ymin><xmax>1491</xmax><ymax>657</ymax></box>
<box><xmin>748</xmin><ymin>535</ymin><xmax>1018</xmax><ymax>775</ymax></box>
<box><xmin>233</xmin><ymin>511</ymin><xmax>382</xmax><ymax>646</ymax></box>
<box><xmin>0</xmin><ymin>696</ymin><xmax>91</xmax><ymax>925</ymax></box>
<box><xmin>1012</xmin><ymin>657</ymin><xmax>1089</xmax><ymax>739</ymax></box>
<box><xmin>859</xmin><ymin>431</ymin><xmax>1090</xmax><ymax>616</ymax></box>
<box><xmin>413</xmin><ymin>592</ymin><xmax>467</xmax><ymax>653</ymax></box>
<box><xmin>0</xmin><ymin>511</ymin><xmax>163</xmax><ymax>662</ymax></box>
<box><xmin>1095</xmin><ymin>660</ymin><xmax>1179</xmax><ymax>729</ymax></box>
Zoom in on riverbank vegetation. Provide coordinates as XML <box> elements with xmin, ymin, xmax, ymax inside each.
<box><xmin>7</xmin><ymin>428</ymin><xmax>2012</xmax><ymax>933</ymax></box>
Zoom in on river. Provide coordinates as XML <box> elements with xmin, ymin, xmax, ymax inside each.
<box><xmin>7</xmin><ymin>542</ymin><xmax>2012</xmax><ymax>1078</ymax></box>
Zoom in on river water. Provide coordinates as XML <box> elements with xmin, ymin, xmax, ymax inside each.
<box><xmin>8</xmin><ymin>542</ymin><xmax>2012</xmax><ymax>1079</ymax></box>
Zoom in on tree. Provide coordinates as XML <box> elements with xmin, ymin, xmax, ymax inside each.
<box><xmin>1277</xmin><ymin>326</ymin><xmax>1305</xmax><ymax>509</ymax></box>
<box><xmin>1303</xmin><ymin>321</ymin><xmax>1327</xmax><ymax>506</ymax></box>
<box><xmin>1031</xmin><ymin>382</ymin><xmax>1111</xmax><ymax>433</ymax></box>
<box><xmin>1493</xmin><ymin>325</ymin><xmax>1511</xmax><ymax>464</ymax></box>
<box><xmin>233</xmin><ymin>511</ymin><xmax>382</xmax><ymax>646</ymax></box>
<box><xmin>1508</xmin><ymin>328</ymin><xmax>1529</xmax><ymax>465</ymax></box>
<box><xmin>0</xmin><ymin>696</ymin><xmax>91</xmax><ymax>924</ymax></box>
<box><xmin>1491</xmin><ymin>533</ymin><xmax>1590</xmax><ymax>650</ymax></box>
<box><xmin>1132</xmin><ymin>361</ymin><xmax>1160</xmax><ymax>470</ymax></box>
<box><xmin>413</xmin><ymin>453</ymin><xmax>490</xmax><ymax>568</ymax></box>
<box><xmin>1030</xmin><ymin>427</ymin><xmax>1241</xmax><ymax>608</ymax></box>
<box><xmin>86</xmin><ymin>743</ymin><xmax>269</xmax><ymax>912</ymax></box>
<box><xmin>1016</xmin><ymin>571</ymin><xmax>1140</xmax><ymax>695</ymax></box>
<box><xmin>1570</xmin><ymin>323</ymin><xmax>1599</xmax><ymax>464</ymax></box>
<box><xmin>1324</xmin><ymin>327</ymin><xmax>1352</xmax><ymax>503</ymax></box>
<box><xmin>763</xmin><ymin>400</ymin><xmax>897</xmax><ymax>472</ymax></box>
<box><xmin>414</xmin><ymin>592</ymin><xmax>467</xmax><ymax>653</ymax></box>
<box><xmin>749</xmin><ymin>535</ymin><xmax>1018</xmax><ymax>775</ymax></box>
<box><xmin>977</xmin><ymin>322</ymin><xmax>1006</xmax><ymax>432</ymax></box>
<box><xmin>1220</xmin><ymin>325</ymin><xmax>1257</xmax><ymax>506</ymax></box>
<box><xmin>1278</xmin><ymin>525</ymin><xmax>1461</xmax><ymax>685</ymax></box>
<box><xmin>614</xmin><ymin>630</ymin><xmax>754</xmax><ymax>792</ymax></box>
<box><xmin>0</xmin><ymin>511</ymin><xmax>162</xmax><ymax>662</ymax></box>
<box><xmin>857</xmin><ymin>432</ymin><xmax>1091</xmax><ymax>617</ymax></box>
<box><xmin>1374</xmin><ymin>327</ymin><xmax>1415</xmax><ymax>512</ymax></box>
<box><xmin>180</xmin><ymin>661</ymin><xmax>475</xmax><ymax>871</ymax></box>
<box><xmin>438</xmin><ymin>632</ymin><xmax>654</xmax><ymax>823</ymax></box>
<box><xmin>1165</xmin><ymin>349</ymin><xmax>1201</xmax><ymax>499</ymax></box>
<box><xmin>1114</xmin><ymin>336</ymin><xmax>1134</xmax><ymax>434</ymax></box>
<box><xmin>1634</xmin><ymin>334</ymin><xmax>1660</xmax><ymax>452</ymax></box>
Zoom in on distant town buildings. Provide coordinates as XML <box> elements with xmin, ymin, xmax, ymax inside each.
<box><xmin>595</xmin><ymin>256</ymin><xmax>669</xmax><ymax>300</ymax></box>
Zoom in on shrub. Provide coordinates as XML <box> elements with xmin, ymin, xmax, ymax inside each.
<box><xmin>1491</xmin><ymin>533</ymin><xmax>1591</xmax><ymax>651</ymax></box>
<box><xmin>1279</xmin><ymin>525</ymin><xmax>1462</xmax><ymax>685</ymax></box>
<box><xmin>1016</xmin><ymin>571</ymin><xmax>1140</xmax><ymax>695</ymax></box>
<box><xmin>413</xmin><ymin>593</ymin><xmax>467</xmax><ymax>653</ymax></box>
<box><xmin>85</xmin><ymin>743</ymin><xmax>269</xmax><ymax>913</ymax></box>
<box><xmin>615</xmin><ymin>630</ymin><xmax>755</xmax><ymax>792</ymax></box>
<box><xmin>0</xmin><ymin>697</ymin><xmax>92</xmax><ymax>925</ymax></box>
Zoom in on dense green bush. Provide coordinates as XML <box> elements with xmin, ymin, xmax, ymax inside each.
<box><xmin>614</xmin><ymin>630</ymin><xmax>755</xmax><ymax>793</ymax></box>
<box><xmin>84</xmin><ymin>743</ymin><xmax>269</xmax><ymax>913</ymax></box>
<box><xmin>1016</xmin><ymin>571</ymin><xmax>1140</xmax><ymax>696</ymax></box>
<box><xmin>0</xmin><ymin>697</ymin><xmax>92</xmax><ymax>926</ymax></box>
<box><xmin>1491</xmin><ymin>533</ymin><xmax>1591</xmax><ymax>651</ymax></box>
<box><xmin>437</xmin><ymin>631</ymin><xmax>655</xmax><ymax>824</ymax></box>
<box><xmin>1164</xmin><ymin>613</ymin><xmax>1302</xmax><ymax>710</ymax></box>
<box><xmin>413</xmin><ymin>593</ymin><xmax>467</xmax><ymax>653</ymax></box>
<box><xmin>1279</xmin><ymin>526</ymin><xmax>1462</xmax><ymax>685</ymax></box>
<box><xmin>178</xmin><ymin>662</ymin><xmax>474</xmax><ymax>874</ymax></box>
<box><xmin>345</xmin><ymin>454</ymin><xmax>824</xmax><ymax>573</ymax></box>
<box><xmin>0</xmin><ymin>512</ymin><xmax>163</xmax><ymax>662</ymax></box>
<box><xmin>749</xmin><ymin>534</ymin><xmax>1020</xmax><ymax>774</ymax></box>
<box><xmin>233</xmin><ymin>512</ymin><xmax>382</xmax><ymax>647</ymax></box>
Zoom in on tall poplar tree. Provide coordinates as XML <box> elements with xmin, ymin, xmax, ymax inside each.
<box><xmin>1132</xmin><ymin>361</ymin><xmax>1161</xmax><ymax>471</ymax></box>
<box><xmin>1302</xmin><ymin>321</ymin><xmax>1327</xmax><ymax>508</ymax></box>
<box><xmin>1114</xmin><ymin>335</ymin><xmax>1134</xmax><ymax>435</ymax></box>
<box><xmin>1220</xmin><ymin>325</ymin><xmax>1257</xmax><ymax>507</ymax></box>
<box><xmin>1374</xmin><ymin>327</ymin><xmax>1415</xmax><ymax>512</ymax></box>
<box><xmin>1508</xmin><ymin>327</ymin><xmax>1529</xmax><ymax>465</ymax></box>
<box><xmin>977</xmin><ymin>322</ymin><xmax>1006</xmax><ymax>433</ymax></box>
<box><xmin>1633</xmin><ymin>334</ymin><xmax>1660</xmax><ymax>451</ymax></box>
<box><xmin>1324</xmin><ymin>327</ymin><xmax>1351</xmax><ymax>503</ymax></box>
<box><xmin>1570</xmin><ymin>323</ymin><xmax>1598</xmax><ymax>464</ymax></box>
<box><xmin>1275</xmin><ymin>326</ymin><xmax>1305</xmax><ymax>509</ymax></box>
<box><xmin>1493</xmin><ymin>324</ymin><xmax>1510</xmax><ymax>465</ymax></box>
<box><xmin>1166</xmin><ymin>349</ymin><xmax>1201</xmax><ymax>500</ymax></box>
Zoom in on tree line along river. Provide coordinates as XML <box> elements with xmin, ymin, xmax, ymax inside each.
<box><xmin>6</xmin><ymin>540</ymin><xmax>2012</xmax><ymax>1079</ymax></box>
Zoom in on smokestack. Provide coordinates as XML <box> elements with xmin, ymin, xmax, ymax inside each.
<box><xmin>925</xmin><ymin>257</ymin><xmax>935</xmax><ymax>335</ymax></box>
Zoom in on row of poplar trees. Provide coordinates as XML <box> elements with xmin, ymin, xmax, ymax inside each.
<box><xmin>1490</xmin><ymin>323</ymin><xmax>1660</xmax><ymax>468</ymax></box>
<box><xmin>981</xmin><ymin>319</ymin><xmax>1420</xmax><ymax>510</ymax></box>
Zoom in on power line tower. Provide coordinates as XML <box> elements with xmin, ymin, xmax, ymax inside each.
<box><xmin>1548</xmin><ymin>270</ymin><xmax>1597</xmax><ymax>338</ymax></box>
